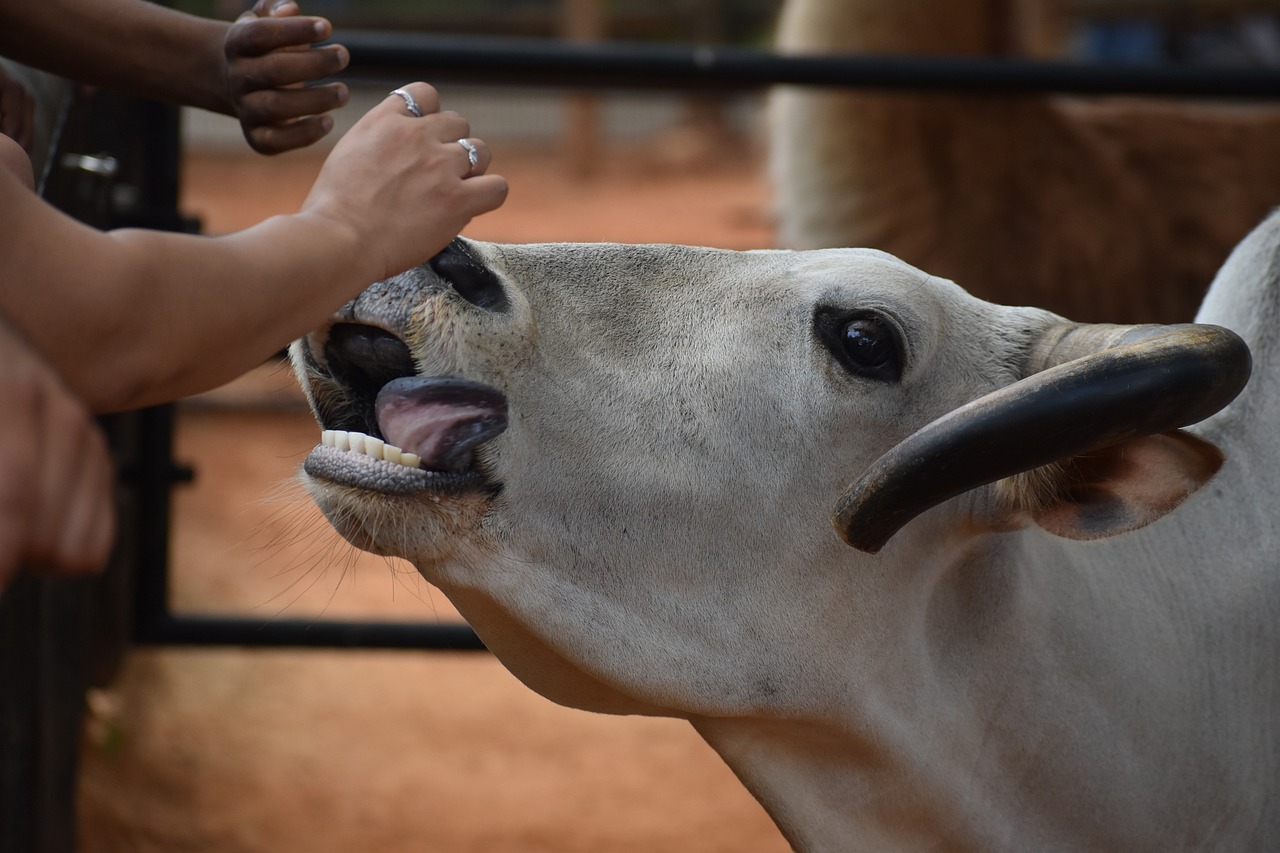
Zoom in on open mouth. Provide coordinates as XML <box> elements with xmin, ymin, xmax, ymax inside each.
<box><xmin>302</xmin><ymin>323</ymin><xmax>507</xmax><ymax>495</ymax></box>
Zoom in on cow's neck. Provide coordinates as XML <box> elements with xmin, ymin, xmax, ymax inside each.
<box><xmin>692</xmin><ymin>531</ymin><xmax>1236</xmax><ymax>851</ymax></box>
<box><xmin>692</xmin><ymin>711</ymin><xmax>1010</xmax><ymax>852</ymax></box>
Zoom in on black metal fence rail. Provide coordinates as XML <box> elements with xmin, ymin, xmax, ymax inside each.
<box><xmin>335</xmin><ymin>30</ymin><xmax>1280</xmax><ymax>98</ymax></box>
<box><xmin>136</xmin><ymin>613</ymin><xmax>486</xmax><ymax>650</ymax></box>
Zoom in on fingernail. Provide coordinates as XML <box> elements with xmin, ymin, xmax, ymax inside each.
<box><xmin>272</xmin><ymin>0</ymin><xmax>297</xmax><ymax>11</ymax></box>
<box><xmin>314</xmin><ymin>20</ymin><xmax>329</xmax><ymax>37</ymax></box>
<box><xmin>319</xmin><ymin>115</ymin><xmax>334</xmax><ymax>133</ymax></box>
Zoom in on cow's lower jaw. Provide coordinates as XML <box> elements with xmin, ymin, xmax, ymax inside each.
<box><xmin>301</xmin><ymin>464</ymin><xmax>495</xmax><ymax>559</ymax></box>
<box><xmin>302</xmin><ymin>423</ymin><xmax>504</xmax><ymax>559</ymax></box>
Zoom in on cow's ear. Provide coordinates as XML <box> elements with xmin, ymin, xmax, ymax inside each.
<box><xmin>1001</xmin><ymin>430</ymin><xmax>1223</xmax><ymax>541</ymax></box>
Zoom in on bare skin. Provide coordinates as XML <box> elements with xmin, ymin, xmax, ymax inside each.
<box><xmin>0</xmin><ymin>82</ymin><xmax>507</xmax><ymax>413</ymax></box>
<box><xmin>0</xmin><ymin>62</ymin><xmax>33</xmax><ymax>151</ymax></box>
<box><xmin>0</xmin><ymin>0</ymin><xmax>352</xmax><ymax>154</ymax></box>
<box><xmin>0</xmin><ymin>124</ymin><xmax>32</xmax><ymax>189</ymax></box>
<box><xmin>0</xmin><ymin>314</ymin><xmax>116</xmax><ymax>594</ymax></box>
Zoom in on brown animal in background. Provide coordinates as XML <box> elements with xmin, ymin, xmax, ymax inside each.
<box><xmin>769</xmin><ymin>0</ymin><xmax>1280</xmax><ymax>323</ymax></box>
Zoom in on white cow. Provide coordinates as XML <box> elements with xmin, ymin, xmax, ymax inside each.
<box><xmin>290</xmin><ymin>211</ymin><xmax>1279</xmax><ymax>851</ymax></box>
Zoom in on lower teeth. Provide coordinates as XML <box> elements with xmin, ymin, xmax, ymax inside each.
<box><xmin>321</xmin><ymin>429</ymin><xmax>421</xmax><ymax>469</ymax></box>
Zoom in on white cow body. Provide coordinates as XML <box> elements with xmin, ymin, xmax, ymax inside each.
<box><xmin>291</xmin><ymin>216</ymin><xmax>1280</xmax><ymax>850</ymax></box>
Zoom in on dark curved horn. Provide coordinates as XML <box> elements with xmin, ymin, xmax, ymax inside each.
<box><xmin>833</xmin><ymin>324</ymin><xmax>1251</xmax><ymax>553</ymax></box>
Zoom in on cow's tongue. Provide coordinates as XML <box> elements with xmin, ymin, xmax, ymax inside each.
<box><xmin>375</xmin><ymin>377</ymin><xmax>508</xmax><ymax>472</ymax></box>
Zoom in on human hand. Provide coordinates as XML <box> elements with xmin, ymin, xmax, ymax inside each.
<box><xmin>223</xmin><ymin>0</ymin><xmax>351</xmax><ymax>155</ymax></box>
<box><xmin>0</xmin><ymin>315</ymin><xmax>116</xmax><ymax>595</ymax></box>
<box><xmin>300</xmin><ymin>82</ymin><xmax>509</xmax><ymax>280</ymax></box>
<box><xmin>0</xmin><ymin>64</ymin><xmax>34</xmax><ymax>153</ymax></box>
<box><xmin>0</xmin><ymin>130</ymin><xmax>34</xmax><ymax>190</ymax></box>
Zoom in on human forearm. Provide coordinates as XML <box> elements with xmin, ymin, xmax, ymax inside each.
<box><xmin>0</xmin><ymin>0</ymin><xmax>232</xmax><ymax>114</ymax></box>
<box><xmin>0</xmin><ymin>207</ymin><xmax>370</xmax><ymax>411</ymax></box>
<box><xmin>91</xmin><ymin>214</ymin><xmax>381</xmax><ymax>411</ymax></box>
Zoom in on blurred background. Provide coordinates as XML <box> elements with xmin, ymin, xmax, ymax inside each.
<box><xmin>74</xmin><ymin>2</ymin><xmax>1280</xmax><ymax>851</ymax></box>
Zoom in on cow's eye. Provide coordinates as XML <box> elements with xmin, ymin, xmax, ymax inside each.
<box><xmin>842</xmin><ymin>317</ymin><xmax>899</xmax><ymax>379</ymax></box>
<box><xmin>815</xmin><ymin>308</ymin><xmax>903</xmax><ymax>382</ymax></box>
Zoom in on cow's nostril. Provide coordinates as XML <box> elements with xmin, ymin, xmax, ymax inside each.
<box><xmin>428</xmin><ymin>239</ymin><xmax>509</xmax><ymax>312</ymax></box>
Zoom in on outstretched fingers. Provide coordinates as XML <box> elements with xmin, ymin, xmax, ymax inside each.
<box><xmin>236</xmin><ymin>86</ymin><xmax>348</xmax><ymax>152</ymax></box>
<box><xmin>228</xmin><ymin>0</ymin><xmax>334</xmax><ymax>58</ymax></box>
<box><xmin>224</xmin><ymin>1</ymin><xmax>350</xmax><ymax>154</ymax></box>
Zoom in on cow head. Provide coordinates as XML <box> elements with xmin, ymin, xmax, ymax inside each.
<box><xmin>290</xmin><ymin>239</ymin><xmax>1248</xmax><ymax>719</ymax></box>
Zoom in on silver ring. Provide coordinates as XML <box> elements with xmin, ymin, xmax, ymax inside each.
<box><xmin>390</xmin><ymin>87</ymin><xmax>423</xmax><ymax>118</ymax></box>
<box><xmin>457</xmin><ymin>138</ymin><xmax>480</xmax><ymax>174</ymax></box>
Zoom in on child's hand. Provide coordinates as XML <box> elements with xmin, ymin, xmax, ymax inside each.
<box><xmin>223</xmin><ymin>0</ymin><xmax>351</xmax><ymax>155</ymax></box>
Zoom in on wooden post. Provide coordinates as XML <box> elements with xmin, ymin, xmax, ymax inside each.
<box><xmin>560</xmin><ymin>0</ymin><xmax>605</xmax><ymax>179</ymax></box>
<box><xmin>683</xmin><ymin>0</ymin><xmax>734</xmax><ymax>165</ymax></box>
<box><xmin>1013</xmin><ymin>0</ymin><xmax>1068</xmax><ymax>57</ymax></box>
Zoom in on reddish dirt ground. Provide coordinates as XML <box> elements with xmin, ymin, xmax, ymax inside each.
<box><xmin>76</xmin><ymin>139</ymin><xmax>794</xmax><ymax>852</ymax></box>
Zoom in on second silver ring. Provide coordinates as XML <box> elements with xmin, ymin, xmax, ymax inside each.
<box><xmin>458</xmin><ymin>138</ymin><xmax>480</xmax><ymax>175</ymax></box>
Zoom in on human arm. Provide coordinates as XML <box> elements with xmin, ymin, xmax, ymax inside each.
<box><xmin>0</xmin><ymin>0</ymin><xmax>350</xmax><ymax>153</ymax></box>
<box><xmin>0</xmin><ymin>83</ymin><xmax>507</xmax><ymax>413</ymax></box>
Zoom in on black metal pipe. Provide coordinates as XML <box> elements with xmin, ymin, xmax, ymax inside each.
<box><xmin>336</xmin><ymin>30</ymin><xmax>1280</xmax><ymax>98</ymax></box>
<box><xmin>133</xmin><ymin>615</ymin><xmax>486</xmax><ymax>651</ymax></box>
